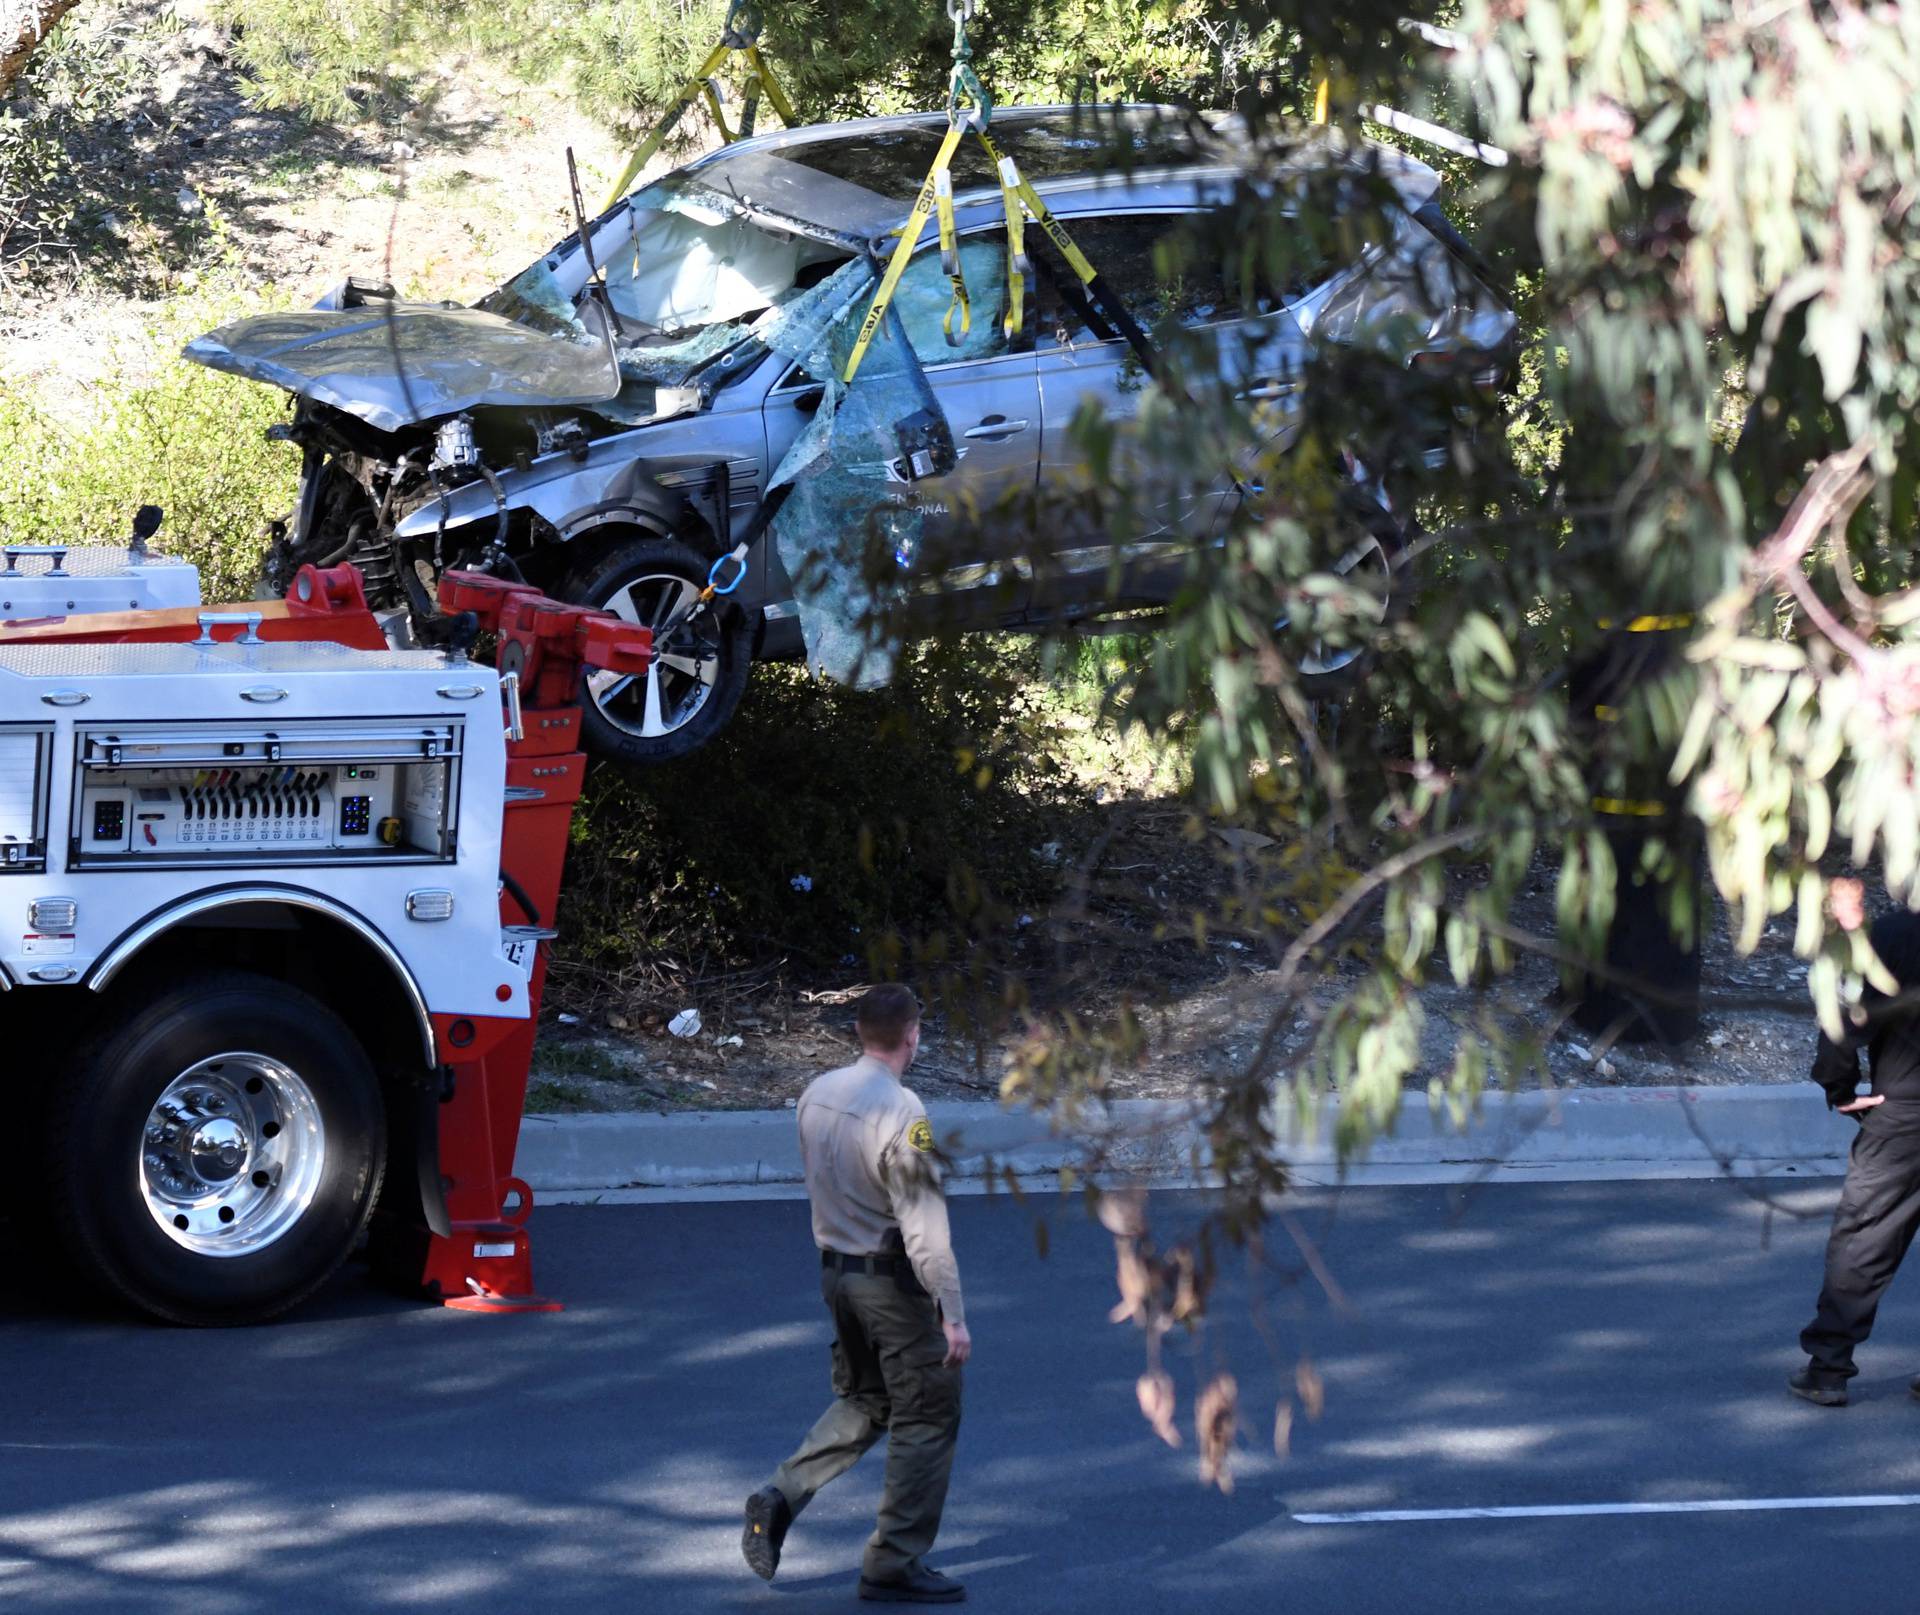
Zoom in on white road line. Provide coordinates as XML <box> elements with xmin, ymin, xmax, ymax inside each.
<box><xmin>1294</xmin><ymin>1495</ymin><xmax>1920</xmax><ymax>1525</ymax></box>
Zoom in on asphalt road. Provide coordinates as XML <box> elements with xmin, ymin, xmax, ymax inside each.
<box><xmin>4</xmin><ymin>1177</ymin><xmax>1919</xmax><ymax>1613</ymax></box>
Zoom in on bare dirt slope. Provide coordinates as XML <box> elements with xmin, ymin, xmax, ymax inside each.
<box><xmin>3</xmin><ymin>0</ymin><xmax>634</xmax><ymax>407</ymax></box>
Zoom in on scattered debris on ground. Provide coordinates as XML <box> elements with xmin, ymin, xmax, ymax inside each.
<box><xmin>533</xmin><ymin>801</ymin><xmax>1829</xmax><ymax>1113</ymax></box>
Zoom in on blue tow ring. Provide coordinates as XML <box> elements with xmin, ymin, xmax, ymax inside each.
<box><xmin>707</xmin><ymin>551</ymin><xmax>748</xmax><ymax>595</ymax></box>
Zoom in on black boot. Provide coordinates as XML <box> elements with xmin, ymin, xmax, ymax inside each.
<box><xmin>1788</xmin><ymin>1366</ymin><xmax>1849</xmax><ymax>1407</ymax></box>
<box><xmin>858</xmin><ymin>1565</ymin><xmax>966</xmax><ymax>1603</ymax></box>
<box><xmin>741</xmin><ymin>1487</ymin><xmax>792</xmax><ymax>1581</ymax></box>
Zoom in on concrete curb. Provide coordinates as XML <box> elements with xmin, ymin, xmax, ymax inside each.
<box><xmin>514</xmin><ymin>1085</ymin><xmax>1859</xmax><ymax>1196</ymax></box>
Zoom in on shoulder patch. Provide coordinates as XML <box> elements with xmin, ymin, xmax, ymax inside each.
<box><xmin>908</xmin><ymin>1118</ymin><xmax>935</xmax><ymax>1153</ymax></box>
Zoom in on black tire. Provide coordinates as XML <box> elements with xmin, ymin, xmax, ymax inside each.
<box><xmin>555</xmin><ymin>533</ymin><xmax>754</xmax><ymax>766</ymax></box>
<box><xmin>1282</xmin><ymin>487</ymin><xmax>1420</xmax><ymax>695</ymax></box>
<box><xmin>45</xmin><ymin>971</ymin><xmax>386</xmax><ymax>1325</ymax></box>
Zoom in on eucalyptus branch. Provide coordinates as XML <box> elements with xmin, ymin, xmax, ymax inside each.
<box><xmin>1750</xmin><ymin>436</ymin><xmax>1878</xmax><ymax>666</ymax></box>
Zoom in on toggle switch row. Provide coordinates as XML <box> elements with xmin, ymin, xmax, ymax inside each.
<box><xmin>180</xmin><ymin>769</ymin><xmax>328</xmax><ymax>822</ymax></box>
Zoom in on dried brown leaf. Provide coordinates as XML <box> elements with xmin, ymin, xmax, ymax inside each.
<box><xmin>1110</xmin><ymin>1244</ymin><xmax>1155</xmax><ymax>1326</ymax></box>
<box><xmin>1097</xmin><ymin>1185</ymin><xmax>1148</xmax><ymax>1239</ymax></box>
<box><xmin>1295</xmin><ymin>1357</ymin><xmax>1325</xmax><ymax>1421</ymax></box>
<box><xmin>1196</xmin><ymin>1372</ymin><xmax>1239</xmax><ymax>1494</ymax></box>
<box><xmin>1137</xmin><ymin>1371</ymin><xmax>1182</xmax><ymax>1448</ymax></box>
<box><xmin>1169</xmin><ymin>1246</ymin><xmax>1212</xmax><ymax>1323</ymax></box>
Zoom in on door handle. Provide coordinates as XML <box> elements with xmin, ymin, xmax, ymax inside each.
<box><xmin>964</xmin><ymin>418</ymin><xmax>1030</xmax><ymax>440</ymax></box>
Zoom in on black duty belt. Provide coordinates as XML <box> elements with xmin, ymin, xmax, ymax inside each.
<box><xmin>821</xmin><ymin>1248</ymin><xmax>909</xmax><ymax>1277</ymax></box>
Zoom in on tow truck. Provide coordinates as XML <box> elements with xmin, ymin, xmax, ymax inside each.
<box><xmin>0</xmin><ymin>518</ymin><xmax>651</xmax><ymax>1324</ymax></box>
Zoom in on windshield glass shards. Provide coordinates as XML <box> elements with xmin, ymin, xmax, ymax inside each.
<box><xmin>758</xmin><ymin>258</ymin><xmax>941</xmax><ymax>689</ymax></box>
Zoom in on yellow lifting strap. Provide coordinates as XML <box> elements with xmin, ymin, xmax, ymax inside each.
<box><xmin>601</xmin><ymin>39</ymin><xmax>731</xmax><ymax>213</ymax></box>
<box><xmin>990</xmin><ymin>150</ymin><xmax>1030</xmax><ymax>340</ymax></box>
<box><xmin>737</xmin><ymin>45</ymin><xmax>797</xmax><ymax>138</ymax></box>
<box><xmin>842</xmin><ymin>119</ymin><xmax>1149</xmax><ymax>383</ymax></box>
<box><xmin>934</xmin><ymin>169</ymin><xmax>970</xmax><ymax>346</ymax></box>
<box><xmin>840</xmin><ymin>0</ymin><xmax>1156</xmax><ymax>384</ymax></box>
<box><xmin>842</xmin><ymin>121</ymin><xmax>968</xmax><ymax>382</ymax></box>
<box><xmin>975</xmin><ymin>125</ymin><xmax>1095</xmax><ymax>288</ymax></box>
<box><xmin>599</xmin><ymin>5</ymin><xmax>799</xmax><ymax>214</ymax></box>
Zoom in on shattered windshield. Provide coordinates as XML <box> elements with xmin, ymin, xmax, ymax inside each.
<box><xmin>486</xmin><ymin>181</ymin><xmax>855</xmax><ymax>413</ymax></box>
<box><xmin>606</xmin><ymin>188</ymin><xmax>850</xmax><ymax>336</ymax></box>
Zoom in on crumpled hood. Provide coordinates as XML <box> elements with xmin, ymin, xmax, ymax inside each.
<box><xmin>183</xmin><ymin>303</ymin><xmax>622</xmax><ymax>434</ymax></box>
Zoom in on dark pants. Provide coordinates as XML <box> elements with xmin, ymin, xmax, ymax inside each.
<box><xmin>769</xmin><ymin>1265</ymin><xmax>963</xmax><ymax>1580</ymax></box>
<box><xmin>1801</xmin><ymin>1102</ymin><xmax>1920</xmax><ymax>1379</ymax></box>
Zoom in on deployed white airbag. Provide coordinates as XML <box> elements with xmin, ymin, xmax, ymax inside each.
<box><xmin>608</xmin><ymin>204</ymin><xmax>809</xmax><ymax>333</ymax></box>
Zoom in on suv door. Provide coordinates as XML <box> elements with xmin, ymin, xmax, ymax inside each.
<box><xmin>1030</xmin><ymin>211</ymin><xmax>1309</xmax><ymax>611</ymax></box>
<box><xmin>762</xmin><ymin>228</ymin><xmax>1039</xmax><ymax>626</ymax></box>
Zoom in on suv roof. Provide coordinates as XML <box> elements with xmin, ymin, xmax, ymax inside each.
<box><xmin>762</xmin><ymin>104</ymin><xmax>1217</xmax><ymax>193</ymax></box>
<box><xmin>655</xmin><ymin>105</ymin><xmax>1441</xmax><ymax>242</ymax></box>
<box><xmin>657</xmin><ymin>105</ymin><xmax>1222</xmax><ymax>240</ymax></box>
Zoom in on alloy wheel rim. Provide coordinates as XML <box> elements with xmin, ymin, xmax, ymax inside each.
<box><xmin>587</xmin><ymin>572</ymin><xmax>723</xmax><ymax>739</ymax></box>
<box><xmin>1290</xmin><ymin>535</ymin><xmax>1394</xmax><ymax>677</ymax></box>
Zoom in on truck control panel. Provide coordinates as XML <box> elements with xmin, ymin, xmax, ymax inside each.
<box><xmin>71</xmin><ymin>721</ymin><xmax>460</xmax><ymax>867</ymax></box>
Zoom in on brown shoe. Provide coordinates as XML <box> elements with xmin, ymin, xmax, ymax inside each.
<box><xmin>1788</xmin><ymin>1367</ymin><xmax>1848</xmax><ymax>1407</ymax></box>
<box><xmin>858</xmin><ymin>1566</ymin><xmax>966</xmax><ymax>1603</ymax></box>
<box><xmin>742</xmin><ymin>1487</ymin><xmax>791</xmax><ymax>1581</ymax></box>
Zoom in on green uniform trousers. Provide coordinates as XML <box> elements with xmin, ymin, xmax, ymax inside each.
<box><xmin>769</xmin><ymin>1265</ymin><xmax>963</xmax><ymax>1580</ymax></box>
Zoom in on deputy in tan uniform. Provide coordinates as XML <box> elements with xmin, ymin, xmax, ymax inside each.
<box><xmin>741</xmin><ymin>983</ymin><xmax>971</xmax><ymax>1604</ymax></box>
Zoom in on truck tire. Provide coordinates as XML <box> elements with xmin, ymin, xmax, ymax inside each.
<box><xmin>46</xmin><ymin>971</ymin><xmax>386</xmax><ymax>1325</ymax></box>
<box><xmin>556</xmin><ymin>534</ymin><xmax>753</xmax><ymax>767</ymax></box>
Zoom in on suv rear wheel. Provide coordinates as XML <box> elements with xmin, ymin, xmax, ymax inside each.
<box><xmin>557</xmin><ymin>534</ymin><xmax>753</xmax><ymax>767</ymax></box>
<box><xmin>1290</xmin><ymin>527</ymin><xmax>1400</xmax><ymax>694</ymax></box>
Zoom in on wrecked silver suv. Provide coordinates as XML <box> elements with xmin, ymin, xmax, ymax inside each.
<box><xmin>187</xmin><ymin>105</ymin><xmax>1514</xmax><ymax>766</ymax></box>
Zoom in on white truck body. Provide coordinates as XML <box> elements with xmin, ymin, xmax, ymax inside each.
<box><xmin>0</xmin><ymin>541</ymin><xmax>620</xmax><ymax>1323</ymax></box>
<box><xmin>0</xmin><ymin>638</ymin><xmax>523</xmax><ymax>1029</ymax></box>
<box><xmin>0</xmin><ymin>544</ymin><xmax>201</xmax><ymax>619</ymax></box>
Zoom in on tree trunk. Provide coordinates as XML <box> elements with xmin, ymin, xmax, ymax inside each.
<box><xmin>1</xmin><ymin>0</ymin><xmax>86</xmax><ymax>99</ymax></box>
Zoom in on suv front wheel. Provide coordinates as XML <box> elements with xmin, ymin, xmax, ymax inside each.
<box><xmin>557</xmin><ymin>533</ymin><xmax>754</xmax><ymax>766</ymax></box>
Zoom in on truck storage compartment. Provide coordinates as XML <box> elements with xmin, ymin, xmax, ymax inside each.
<box><xmin>0</xmin><ymin>724</ymin><xmax>52</xmax><ymax>872</ymax></box>
<box><xmin>69</xmin><ymin>719</ymin><xmax>461</xmax><ymax>868</ymax></box>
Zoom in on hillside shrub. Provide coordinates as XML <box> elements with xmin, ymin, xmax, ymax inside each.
<box><xmin>555</xmin><ymin>636</ymin><xmax>1086</xmax><ymax>989</ymax></box>
<box><xmin>0</xmin><ymin>285</ymin><xmax>299</xmax><ymax>600</ymax></box>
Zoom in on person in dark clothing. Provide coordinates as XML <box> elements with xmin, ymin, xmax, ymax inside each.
<box><xmin>1791</xmin><ymin>907</ymin><xmax>1920</xmax><ymax>1406</ymax></box>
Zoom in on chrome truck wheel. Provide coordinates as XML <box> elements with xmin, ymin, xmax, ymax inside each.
<box><xmin>141</xmin><ymin>1055</ymin><xmax>327</xmax><ymax>1257</ymax></box>
<box><xmin>47</xmin><ymin>971</ymin><xmax>385</xmax><ymax>1325</ymax></box>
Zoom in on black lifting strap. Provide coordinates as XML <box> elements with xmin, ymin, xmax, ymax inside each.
<box><xmin>1030</xmin><ymin>228</ymin><xmax>1172</xmax><ymax>392</ymax></box>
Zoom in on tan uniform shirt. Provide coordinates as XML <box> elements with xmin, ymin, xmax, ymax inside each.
<box><xmin>797</xmin><ymin>1053</ymin><xmax>965</xmax><ymax>1326</ymax></box>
